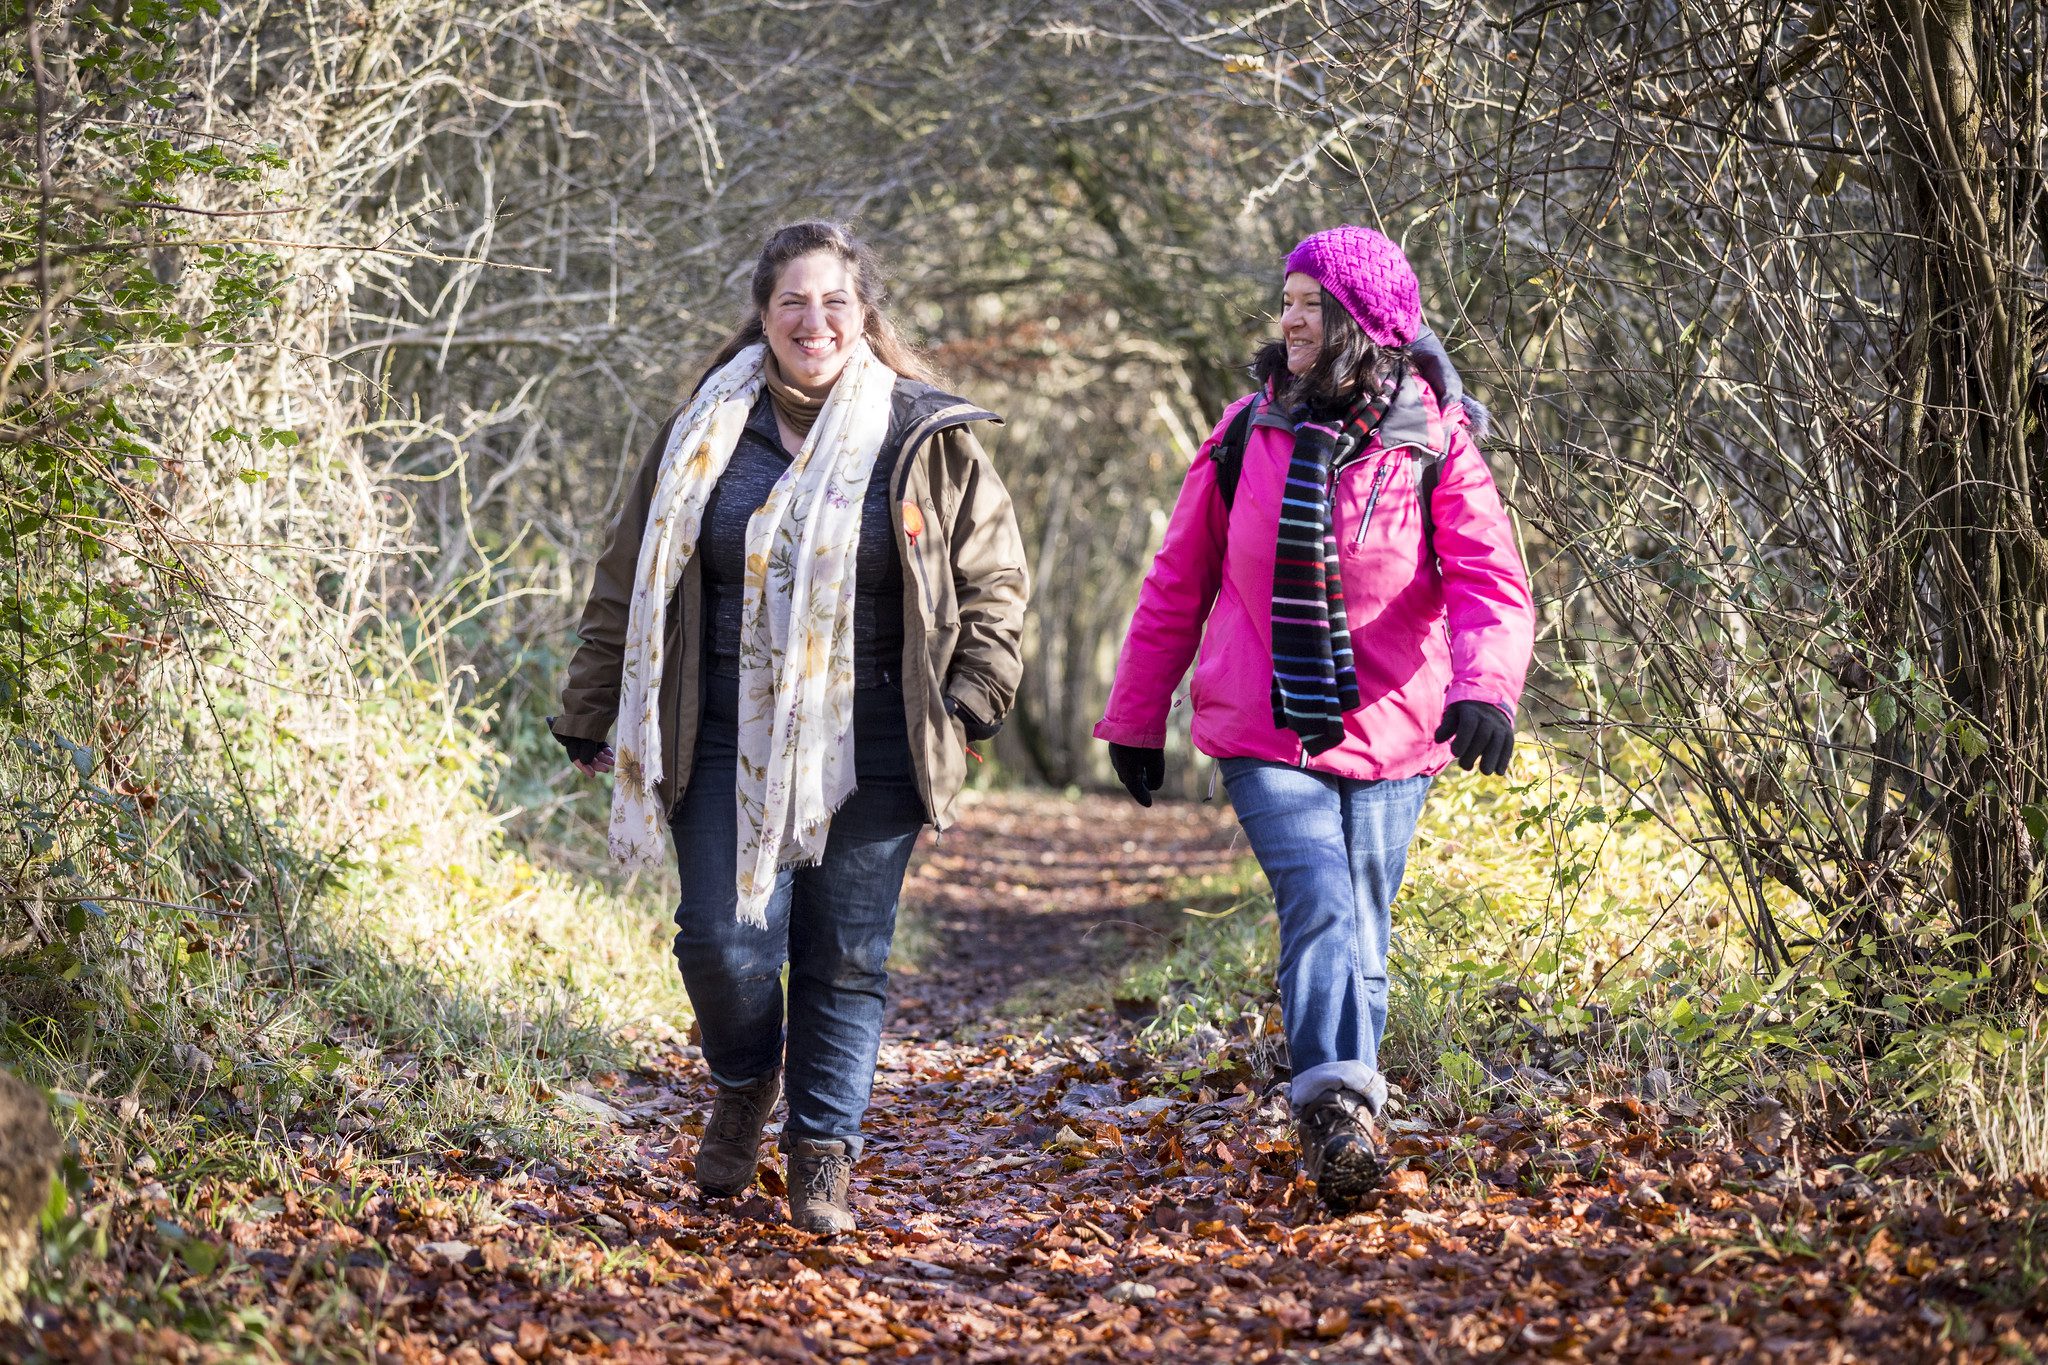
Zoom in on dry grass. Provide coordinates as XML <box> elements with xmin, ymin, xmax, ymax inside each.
<box><xmin>1944</xmin><ymin>1020</ymin><xmax>2048</xmax><ymax>1184</ymax></box>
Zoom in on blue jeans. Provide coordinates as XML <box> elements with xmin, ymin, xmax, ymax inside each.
<box><xmin>1219</xmin><ymin>759</ymin><xmax>1432</xmax><ymax>1114</ymax></box>
<box><xmin>669</xmin><ymin>675</ymin><xmax>925</xmax><ymax>1157</ymax></box>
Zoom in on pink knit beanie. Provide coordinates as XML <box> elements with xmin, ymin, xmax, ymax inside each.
<box><xmin>1284</xmin><ymin>225</ymin><xmax>1422</xmax><ymax>348</ymax></box>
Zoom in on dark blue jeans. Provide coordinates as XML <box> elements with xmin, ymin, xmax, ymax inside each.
<box><xmin>1219</xmin><ymin>759</ymin><xmax>1432</xmax><ymax>1115</ymax></box>
<box><xmin>669</xmin><ymin>674</ymin><xmax>925</xmax><ymax>1156</ymax></box>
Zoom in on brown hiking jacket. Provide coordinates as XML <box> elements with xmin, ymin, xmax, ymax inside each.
<box><xmin>555</xmin><ymin>378</ymin><xmax>1029</xmax><ymax>830</ymax></box>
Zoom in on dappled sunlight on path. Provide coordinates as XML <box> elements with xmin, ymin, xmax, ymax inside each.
<box><xmin>17</xmin><ymin>792</ymin><xmax>2044</xmax><ymax>1362</ymax></box>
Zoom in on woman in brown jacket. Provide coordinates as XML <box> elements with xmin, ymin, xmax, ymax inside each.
<box><xmin>552</xmin><ymin>221</ymin><xmax>1029</xmax><ymax>1233</ymax></box>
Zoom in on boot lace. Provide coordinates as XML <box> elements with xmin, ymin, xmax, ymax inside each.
<box><xmin>801</xmin><ymin>1147</ymin><xmax>851</xmax><ymax>1202</ymax></box>
<box><xmin>706</xmin><ymin>1087</ymin><xmax>762</xmax><ymax>1147</ymax></box>
<box><xmin>1301</xmin><ymin>1089</ymin><xmax>1371</xmax><ymax>1149</ymax></box>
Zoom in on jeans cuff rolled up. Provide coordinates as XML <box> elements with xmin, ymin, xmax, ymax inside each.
<box><xmin>1289</xmin><ymin>1061</ymin><xmax>1389</xmax><ymax>1116</ymax></box>
<box><xmin>781</xmin><ymin>1129</ymin><xmax>864</xmax><ymax>1160</ymax></box>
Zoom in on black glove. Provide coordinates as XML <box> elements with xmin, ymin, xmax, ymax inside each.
<box><xmin>944</xmin><ymin>694</ymin><xmax>1001</xmax><ymax>743</ymax></box>
<box><xmin>1432</xmin><ymin>700</ymin><xmax>1515</xmax><ymax>776</ymax></box>
<box><xmin>548</xmin><ymin>719</ymin><xmax>608</xmax><ymax>768</ymax></box>
<box><xmin>1107</xmin><ymin>742</ymin><xmax>1165</xmax><ymax>807</ymax></box>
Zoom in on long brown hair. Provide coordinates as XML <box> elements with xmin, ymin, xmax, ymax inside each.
<box><xmin>1252</xmin><ymin>286</ymin><xmax>1404</xmax><ymax>417</ymax></box>
<box><xmin>693</xmin><ymin>221</ymin><xmax>939</xmax><ymax>393</ymax></box>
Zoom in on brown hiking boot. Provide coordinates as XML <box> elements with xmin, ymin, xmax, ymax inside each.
<box><xmin>693</xmin><ymin>1069</ymin><xmax>780</xmax><ymax>1197</ymax></box>
<box><xmin>786</xmin><ymin>1137</ymin><xmax>856</xmax><ymax>1234</ymax></box>
<box><xmin>1297</xmin><ymin>1087</ymin><xmax>1383</xmax><ymax>1213</ymax></box>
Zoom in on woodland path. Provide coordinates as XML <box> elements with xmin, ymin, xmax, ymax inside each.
<box><xmin>23</xmin><ymin>792</ymin><xmax>2047</xmax><ymax>1362</ymax></box>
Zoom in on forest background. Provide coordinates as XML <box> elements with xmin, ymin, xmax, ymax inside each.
<box><xmin>2</xmin><ymin>0</ymin><xmax>2046</xmax><ymax>1348</ymax></box>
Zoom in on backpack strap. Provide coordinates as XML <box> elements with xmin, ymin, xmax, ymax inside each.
<box><xmin>1418</xmin><ymin>450</ymin><xmax>1442</xmax><ymax>551</ymax></box>
<box><xmin>1373</xmin><ymin>371</ymin><xmax>1452</xmax><ymax>558</ymax></box>
<box><xmin>1208</xmin><ymin>397</ymin><xmax>1259</xmax><ymax>511</ymax></box>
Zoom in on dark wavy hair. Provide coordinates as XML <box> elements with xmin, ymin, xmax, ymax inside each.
<box><xmin>694</xmin><ymin>220</ymin><xmax>939</xmax><ymax>392</ymax></box>
<box><xmin>1252</xmin><ymin>286</ymin><xmax>1404</xmax><ymax>416</ymax></box>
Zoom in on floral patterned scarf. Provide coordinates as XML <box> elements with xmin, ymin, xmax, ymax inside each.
<box><xmin>608</xmin><ymin>339</ymin><xmax>897</xmax><ymax>927</ymax></box>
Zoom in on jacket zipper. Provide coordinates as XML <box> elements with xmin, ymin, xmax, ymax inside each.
<box><xmin>1297</xmin><ymin>433</ymin><xmax>1367</xmax><ymax>772</ymax></box>
<box><xmin>1350</xmin><ymin>461</ymin><xmax>1395</xmax><ymax>546</ymax></box>
<box><xmin>1303</xmin><ymin>433</ymin><xmax>1398</xmax><ymax>770</ymax></box>
<box><xmin>1273</xmin><ymin>406</ymin><xmax>1409</xmax><ymax>770</ymax></box>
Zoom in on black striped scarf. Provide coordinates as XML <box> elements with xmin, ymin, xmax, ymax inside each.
<box><xmin>1270</xmin><ymin>386</ymin><xmax>1395</xmax><ymax>754</ymax></box>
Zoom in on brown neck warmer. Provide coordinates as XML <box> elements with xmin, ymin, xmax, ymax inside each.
<box><xmin>763</xmin><ymin>353</ymin><xmax>828</xmax><ymax>441</ymax></box>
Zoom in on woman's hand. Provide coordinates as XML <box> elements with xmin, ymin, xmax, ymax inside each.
<box><xmin>944</xmin><ymin>694</ymin><xmax>1002</xmax><ymax>744</ymax></box>
<box><xmin>1433</xmin><ymin>700</ymin><xmax>1514</xmax><ymax>776</ymax></box>
<box><xmin>550</xmin><ymin>721</ymin><xmax>615</xmax><ymax>777</ymax></box>
<box><xmin>1107</xmin><ymin>742</ymin><xmax>1166</xmax><ymax>807</ymax></box>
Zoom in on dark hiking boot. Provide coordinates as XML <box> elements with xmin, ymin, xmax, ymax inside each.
<box><xmin>1297</xmin><ymin>1086</ymin><xmax>1383</xmax><ymax>1213</ymax></box>
<box><xmin>786</xmin><ymin>1138</ymin><xmax>857</xmax><ymax>1235</ymax></box>
<box><xmin>694</xmin><ymin>1069</ymin><xmax>781</xmax><ymax>1197</ymax></box>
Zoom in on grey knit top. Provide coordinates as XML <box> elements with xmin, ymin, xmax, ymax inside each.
<box><xmin>696</xmin><ymin>393</ymin><xmax>908</xmax><ymax>688</ymax></box>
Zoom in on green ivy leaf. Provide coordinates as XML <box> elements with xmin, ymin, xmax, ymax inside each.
<box><xmin>177</xmin><ymin>1238</ymin><xmax>222</xmax><ymax>1276</ymax></box>
<box><xmin>40</xmin><ymin>1170</ymin><xmax>67</xmax><ymax>1235</ymax></box>
<box><xmin>1910</xmin><ymin>683</ymin><xmax>1947</xmax><ymax>733</ymax></box>
<box><xmin>1869</xmin><ymin>691</ymin><xmax>1898</xmax><ymax>733</ymax></box>
<box><xmin>1956</xmin><ymin>723</ymin><xmax>1991</xmax><ymax>762</ymax></box>
<box><xmin>296</xmin><ymin>1041</ymin><xmax>347</xmax><ymax>1076</ymax></box>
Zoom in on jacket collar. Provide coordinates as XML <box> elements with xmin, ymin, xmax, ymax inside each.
<box><xmin>1375</xmin><ymin>372</ymin><xmax>1443</xmax><ymax>454</ymax></box>
<box><xmin>887</xmin><ymin>377</ymin><xmax>1000</xmax><ymax>442</ymax></box>
<box><xmin>884</xmin><ymin>379</ymin><xmax>1001</xmax><ymax>500</ymax></box>
<box><xmin>1247</xmin><ymin>373</ymin><xmax>1441</xmax><ymax>455</ymax></box>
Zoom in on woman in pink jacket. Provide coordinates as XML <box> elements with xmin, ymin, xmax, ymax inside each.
<box><xmin>1095</xmin><ymin>226</ymin><xmax>1533</xmax><ymax>1213</ymax></box>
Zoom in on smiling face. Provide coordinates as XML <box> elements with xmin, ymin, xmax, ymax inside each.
<box><xmin>762</xmin><ymin>250</ymin><xmax>866</xmax><ymax>397</ymax></box>
<box><xmin>1280</xmin><ymin>272</ymin><xmax>1326</xmax><ymax>377</ymax></box>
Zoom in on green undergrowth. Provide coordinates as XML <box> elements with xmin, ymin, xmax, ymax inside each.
<box><xmin>5</xmin><ymin>645</ymin><xmax>693</xmax><ymax>1340</ymax></box>
<box><xmin>0</xmin><ymin>5</ymin><xmax>699</xmax><ymax>1339</ymax></box>
<box><xmin>1095</xmin><ymin>748</ymin><xmax>2045</xmax><ymax>1182</ymax></box>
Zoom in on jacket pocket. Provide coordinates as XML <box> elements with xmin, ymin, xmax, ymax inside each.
<box><xmin>925</xmin><ymin>620</ymin><xmax>961</xmax><ymax>668</ymax></box>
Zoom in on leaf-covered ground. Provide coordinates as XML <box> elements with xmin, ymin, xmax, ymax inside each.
<box><xmin>15</xmin><ymin>792</ymin><xmax>2048</xmax><ymax>1362</ymax></box>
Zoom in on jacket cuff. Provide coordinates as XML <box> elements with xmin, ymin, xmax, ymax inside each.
<box><xmin>942</xmin><ymin>673</ymin><xmax>1006</xmax><ymax>732</ymax></box>
<box><xmin>1093</xmin><ymin>716</ymin><xmax>1168</xmax><ymax>748</ymax></box>
<box><xmin>1444</xmin><ymin>683</ymin><xmax>1517</xmax><ymax>719</ymax></box>
<box><xmin>548</xmin><ymin>711</ymin><xmax>615</xmax><ymax>743</ymax></box>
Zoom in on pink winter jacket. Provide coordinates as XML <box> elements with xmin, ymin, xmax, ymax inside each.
<box><xmin>1095</xmin><ymin>379</ymin><xmax>1534</xmax><ymax>779</ymax></box>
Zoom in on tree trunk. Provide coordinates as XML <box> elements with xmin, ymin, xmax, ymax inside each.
<box><xmin>1874</xmin><ymin>0</ymin><xmax>2048</xmax><ymax>989</ymax></box>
